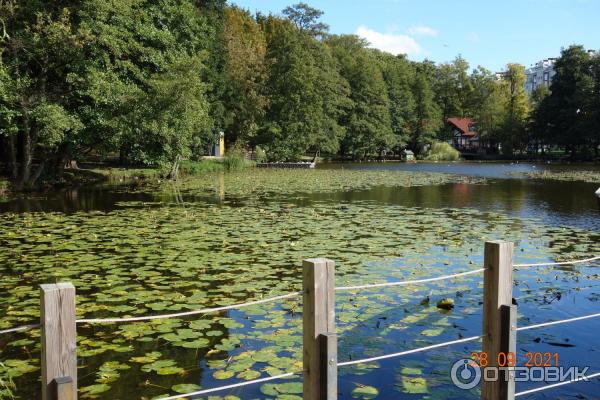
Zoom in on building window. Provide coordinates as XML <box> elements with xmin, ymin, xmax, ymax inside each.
<box><xmin>543</xmin><ymin>71</ymin><xmax>550</xmax><ymax>84</ymax></box>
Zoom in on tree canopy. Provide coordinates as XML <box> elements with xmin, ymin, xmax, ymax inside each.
<box><xmin>0</xmin><ymin>2</ymin><xmax>598</xmax><ymax>189</ymax></box>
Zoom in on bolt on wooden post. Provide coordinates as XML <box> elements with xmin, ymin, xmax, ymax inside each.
<box><xmin>303</xmin><ymin>258</ymin><xmax>336</xmax><ymax>400</ymax></box>
<box><xmin>40</xmin><ymin>283</ymin><xmax>77</xmax><ymax>400</ymax></box>
<box><xmin>481</xmin><ymin>241</ymin><xmax>514</xmax><ymax>400</ymax></box>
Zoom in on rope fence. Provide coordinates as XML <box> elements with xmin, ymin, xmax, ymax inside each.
<box><xmin>152</xmin><ymin>311</ymin><xmax>600</xmax><ymax>400</ymax></box>
<box><xmin>159</xmin><ymin>372</ymin><xmax>298</xmax><ymax>400</ymax></box>
<box><xmin>514</xmin><ymin>255</ymin><xmax>600</xmax><ymax>268</ymax></box>
<box><xmin>515</xmin><ymin>371</ymin><xmax>600</xmax><ymax>397</ymax></box>
<box><xmin>76</xmin><ymin>292</ymin><xmax>302</xmax><ymax>324</ymax></box>
<box><xmin>1</xmin><ymin>248</ymin><xmax>599</xmax><ymax>400</ymax></box>
<box><xmin>1</xmin><ymin>255</ymin><xmax>597</xmax><ymax>333</ymax></box>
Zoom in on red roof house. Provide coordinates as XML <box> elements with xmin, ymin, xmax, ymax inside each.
<box><xmin>446</xmin><ymin>118</ymin><xmax>479</xmax><ymax>150</ymax></box>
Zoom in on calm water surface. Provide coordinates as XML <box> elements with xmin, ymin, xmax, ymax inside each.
<box><xmin>0</xmin><ymin>162</ymin><xmax>598</xmax><ymax>400</ymax></box>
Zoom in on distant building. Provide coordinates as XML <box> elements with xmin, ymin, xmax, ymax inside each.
<box><xmin>401</xmin><ymin>149</ymin><xmax>415</xmax><ymax>161</ymax></box>
<box><xmin>447</xmin><ymin>118</ymin><xmax>480</xmax><ymax>150</ymax></box>
<box><xmin>208</xmin><ymin>131</ymin><xmax>225</xmax><ymax>158</ymax></box>
<box><xmin>524</xmin><ymin>59</ymin><xmax>557</xmax><ymax>94</ymax></box>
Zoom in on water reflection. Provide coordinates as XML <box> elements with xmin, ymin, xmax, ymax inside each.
<box><xmin>0</xmin><ymin>164</ymin><xmax>598</xmax><ymax>232</ymax></box>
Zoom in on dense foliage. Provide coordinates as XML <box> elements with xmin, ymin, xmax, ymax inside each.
<box><xmin>0</xmin><ymin>2</ymin><xmax>598</xmax><ymax>188</ymax></box>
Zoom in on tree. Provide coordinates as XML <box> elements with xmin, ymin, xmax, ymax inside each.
<box><xmin>327</xmin><ymin>35</ymin><xmax>394</xmax><ymax>159</ymax></box>
<box><xmin>589</xmin><ymin>54</ymin><xmax>600</xmax><ymax>157</ymax></box>
<box><xmin>376</xmin><ymin>52</ymin><xmax>416</xmax><ymax>151</ymax></box>
<box><xmin>469</xmin><ymin>66</ymin><xmax>504</xmax><ymax>144</ymax></box>
<box><xmin>532</xmin><ymin>46</ymin><xmax>594</xmax><ymax>158</ymax></box>
<box><xmin>222</xmin><ymin>6</ymin><xmax>268</xmax><ymax>147</ymax></box>
<box><xmin>495</xmin><ymin>63</ymin><xmax>530</xmax><ymax>155</ymax></box>
<box><xmin>411</xmin><ymin>62</ymin><xmax>442</xmax><ymax>153</ymax></box>
<box><xmin>259</xmin><ymin>18</ymin><xmax>349</xmax><ymax>160</ymax></box>
<box><xmin>282</xmin><ymin>2</ymin><xmax>329</xmax><ymax>38</ymax></box>
<box><xmin>0</xmin><ymin>2</ymin><xmax>84</xmax><ymax>189</ymax></box>
<box><xmin>435</xmin><ymin>56</ymin><xmax>473</xmax><ymax>125</ymax></box>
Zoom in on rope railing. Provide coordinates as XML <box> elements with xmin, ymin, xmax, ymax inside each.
<box><xmin>338</xmin><ymin>335</ymin><xmax>483</xmax><ymax>367</ymax></box>
<box><xmin>514</xmin><ymin>371</ymin><xmax>600</xmax><ymax>397</ymax></box>
<box><xmin>0</xmin><ymin>323</ymin><xmax>41</xmax><ymax>335</ymax></box>
<box><xmin>75</xmin><ymin>292</ymin><xmax>302</xmax><ymax>324</ymax></box>
<box><xmin>1</xmin><ymin>255</ymin><xmax>598</xmax><ymax>334</ymax></box>
<box><xmin>338</xmin><ymin>311</ymin><xmax>600</xmax><ymax>367</ymax></box>
<box><xmin>2</xmin><ymin>249</ymin><xmax>600</xmax><ymax>399</ymax></box>
<box><xmin>160</xmin><ymin>311</ymin><xmax>600</xmax><ymax>399</ymax></box>
<box><xmin>335</xmin><ymin>268</ymin><xmax>485</xmax><ymax>292</ymax></box>
<box><xmin>514</xmin><ymin>255</ymin><xmax>600</xmax><ymax>267</ymax></box>
<box><xmin>158</xmin><ymin>372</ymin><xmax>298</xmax><ymax>400</ymax></box>
<box><xmin>517</xmin><ymin>312</ymin><xmax>600</xmax><ymax>331</ymax></box>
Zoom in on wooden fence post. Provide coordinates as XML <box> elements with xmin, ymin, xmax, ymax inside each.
<box><xmin>54</xmin><ymin>376</ymin><xmax>74</xmax><ymax>400</ymax></box>
<box><xmin>499</xmin><ymin>305</ymin><xmax>517</xmax><ymax>400</ymax></box>
<box><xmin>40</xmin><ymin>283</ymin><xmax>77</xmax><ymax>400</ymax></box>
<box><xmin>303</xmin><ymin>258</ymin><xmax>336</xmax><ymax>400</ymax></box>
<box><xmin>481</xmin><ymin>241</ymin><xmax>514</xmax><ymax>400</ymax></box>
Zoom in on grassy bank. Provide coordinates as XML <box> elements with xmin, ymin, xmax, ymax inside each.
<box><xmin>89</xmin><ymin>155</ymin><xmax>255</xmax><ymax>183</ymax></box>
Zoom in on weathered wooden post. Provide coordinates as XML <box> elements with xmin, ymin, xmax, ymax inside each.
<box><xmin>499</xmin><ymin>305</ymin><xmax>517</xmax><ymax>400</ymax></box>
<box><xmin>303</xmin><ymin>258</ymin><xmax>336</xmax><ymax>400</ymax></box>
<box><xmin>481</xmin><ymin>241</ymin><xmax>514</xmax><ymax>400</ymax></box>
<box><xmin>54</xmin><ymin>376</ymin><xmax>75</xmax><ymax>400</ymax></box>
<box><xmin>40</xmin><ymin>283</ymin><xmax>77</xmax><ymax>400</ymax></box>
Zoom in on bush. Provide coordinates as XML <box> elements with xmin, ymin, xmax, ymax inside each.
<box><xmin>180</xmin><ymin>160</ymin><xmax>225</xmax><ymax>175</ymax></box>
<box><xmin>424</xmin><ymin>142</ymin><xmax>461</xmax><ymax>162</ymax></box>
<box><xmin>223</xmin><ymin>152</ymin><xmax>246</xmax><ymax>171</ymax></box>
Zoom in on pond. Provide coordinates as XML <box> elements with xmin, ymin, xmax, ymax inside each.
<box><xmin>0</xmin><ymin>162</ymin><xmax>598</xmax><ymax>400</ymax></box>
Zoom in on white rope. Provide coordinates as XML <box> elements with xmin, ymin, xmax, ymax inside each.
<box><xmin>514</xmin><ymin>256</ymin><xmax>600</xmax><ymax>267</ymax></box>
<box><xmin>337</xmin><ymin>335</ymin><xmax>482</xmax><ymax>367</ymax></box>
<box><xmin>0</xmin><ymin>323</ymin><xmax>40</xmax><ymax>335</ymax></box>
<box><xmin>335</xmin><ymin>269</ymin><xmax>485</xmax><ymax>292</ymax></box>
<box><xmin>159</xmin><ymin>372</ymin><xmax>297</xmax><ymax>400</ymax></box>
<box><xmin>515</xmin><ymin>371</ymin><xmax>600</xmax><ymax>397</ymax></box>
<box><xmin>76</xmin><ymin>292</ymin><xmax>301</xmax><ymax>324</ymax></box>
<box><xmin>517</xmin><ymin>312</ymin><xmax>600</xmax><ymax>331</ymax></box>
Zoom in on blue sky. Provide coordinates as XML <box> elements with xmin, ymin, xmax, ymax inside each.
<box><xmin>231</xmin><ymin>0</ymin><xmax>599</xmax><ymax>72</ymax></box>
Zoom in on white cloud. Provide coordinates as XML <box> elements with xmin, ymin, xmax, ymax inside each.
<box><xmin>408</xmin><ymin>25</ymin><xmax>438</xmax><ymax>37</ymax></box>
<box><xmin>356</xmin><ymin>26</ymin><xmax>423</xmax><ymax>56</ymax></box>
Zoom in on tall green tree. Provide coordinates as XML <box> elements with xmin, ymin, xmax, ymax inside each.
<box><xmin>376</xmin><ymin>52</ymin><xmax>416</xmax><ymax>151</ymax></box>
<box><xmin>282</xmin><ymin>2</ymin><xmax>329</xmax><ymax>38</ymax></box>
<box><xmin>469</xmin><ymin>66</ymin><xmax>504</xmax><ymax>142</ymax></box>
<box><xmin>0</xmin><ymin>1</ymin><xmax>84</xmax><ymax>189</ymax></box>
<box><xmin>496</xmin><ymin>63</ymin><xmax>530</xmax><ymax>154</ymax></box>
<box><xmin>532</xmin><ymin>46</ymin><xmax>594</xmax><ymax>158</ymax></box>
<box><xmin>260</xmin><ymin>17</ymin><xmax>349</xmax><ymax>160</ymax></box>
<box><xmin>222</xmin><ymin>6</ymin><xmax>268</xmax><ymax>147</ymax></box>
<box><xmin>327</xmin><ymin>35</ymin><xmax>394</xmax><ymax>159</ymax></box>
<box><xmin>411</xmin><ymin>62</ymin><xmax>441</xmax><ymax>153</ymax></box>
<box><xmin>435</xmin><ymin>56</ymin><xmax>473</xmax><ymax>124</ymax></box>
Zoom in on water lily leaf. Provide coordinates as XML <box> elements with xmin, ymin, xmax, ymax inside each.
<box><xmin>213</xmin><ymin>370</ymin><xmax>234</xmax><ymax>380</ymax></box>
<box><xmin>171</xmin><ymin>383</ymin><xmax>201</xmax><ymax>394</ymax></box>
<box><xmin>237</xmin><ymin>369</ymin><xmax>261</xmax><ymax>380</ymax></box>
<box><xmin>352</xmin><ymin>385</ymin><xmax>378</xmax><ymax>399</ymax></box>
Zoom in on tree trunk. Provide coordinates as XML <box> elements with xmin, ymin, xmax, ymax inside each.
<box><xmin>30</xmin><ymin>161</ymin><xmax>45</xmax><ymax>186</ymax></box>
<box><xmin>7</xmin><ymin>134</ymin><xmax>18</xmax><ymax>180</ymax></box>
<box><xmin>167</xmin><ymin>155</ymin><xmax>181</xmax><ymax>181</ymax></box>
<box><xmin>17</xmin><ymin>128</ymin><xmax>33</xmax><ymax>190</ymax></box>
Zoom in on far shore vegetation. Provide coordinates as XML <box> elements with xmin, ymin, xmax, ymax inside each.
<box><xmin>1</xmin><ymin>1</ymin><xmax>599</xmax><ymax>193</ymax></box>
